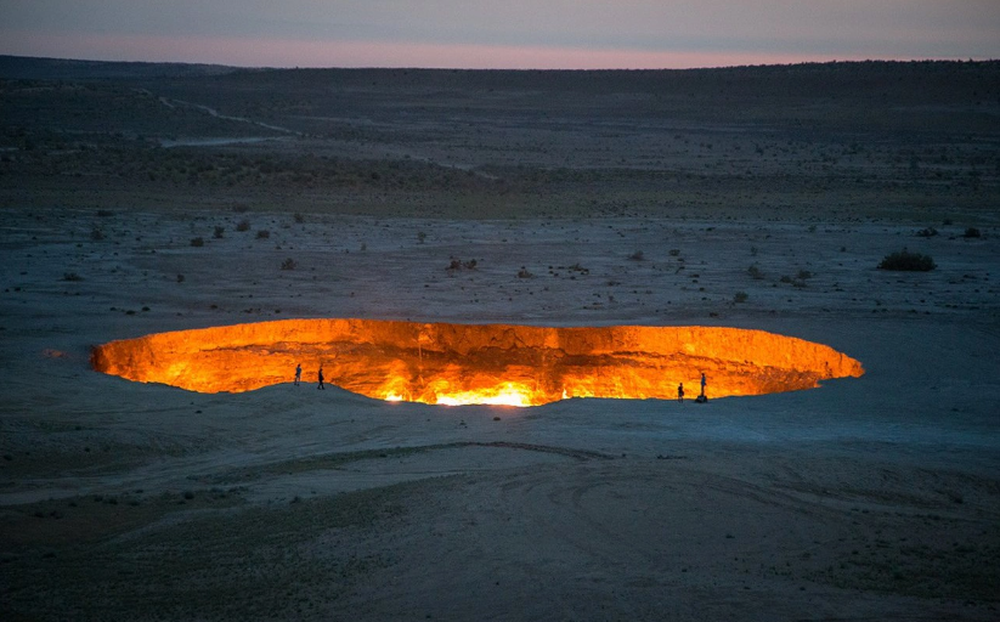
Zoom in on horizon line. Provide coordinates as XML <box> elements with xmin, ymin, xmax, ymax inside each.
<box><xmin>3</xmin><ymin>51</ymin><xmax>998</xmax><ymax>74</ymax></box>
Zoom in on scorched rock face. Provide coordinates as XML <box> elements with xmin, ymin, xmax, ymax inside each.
<box><xmin>91</xmin><ymin>319</ymin><xmax>864</xmax><ymax>406</ymax></box>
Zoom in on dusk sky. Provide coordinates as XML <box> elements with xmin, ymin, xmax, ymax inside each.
<box><xmin>1</xmin><ymin>1</ymin><xmax>997</xmax><ymax>69</ymax></box>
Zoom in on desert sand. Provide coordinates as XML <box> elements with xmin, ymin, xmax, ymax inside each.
<box><xmin>1</xmin><ymin>58</ymin><xmax>999</xmax><ymax>620</ymax></box>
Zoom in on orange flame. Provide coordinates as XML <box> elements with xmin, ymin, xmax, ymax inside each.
<box><xmin>91</xmin><ymin>319</ymin><xmax>863</xmax><ymax>406</ymax></box>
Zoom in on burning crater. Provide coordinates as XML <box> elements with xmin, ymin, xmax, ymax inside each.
<box><xmin>91</xmin><ymin>319</ymin><xmax>863</xmax><ymax>407</ymax></box>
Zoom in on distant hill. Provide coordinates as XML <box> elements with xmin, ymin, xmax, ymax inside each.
<box><xmin>2</xmin><ymin>54</ymin><xmax>997</xmax><ymax>86</ymax></box>
<box><xmin>0</xmin><ymin>54</ymin><xmax>242</xmax><ymax>80</ymax></box>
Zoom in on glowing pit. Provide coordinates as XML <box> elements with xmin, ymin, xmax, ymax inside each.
<box><xmin>91</xmin><ymin>319</ymin><xmax>863</xmax><ymax>406</ymax></box>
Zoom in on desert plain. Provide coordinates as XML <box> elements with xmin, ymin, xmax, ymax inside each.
<box><xmin>1</xmin><ymin>57</ymin><xmax>999</xmax><ymax>620</ymax></box>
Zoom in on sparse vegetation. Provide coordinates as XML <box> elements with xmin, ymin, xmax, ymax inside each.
<box><xmin>90</xmin><ymin>227</ymin><xmax>104</xmax><ymax>241</ymax></box>
<box><xmin>293</xmin><ymin>212</ymin><xmax>305</xmax><ymax>224</ymax></box>
<box><xmin>447</xmin><ymin>257</ymin><xmax>478</xmax><ymax>271</ymax></box>
<box><xmin>878</xmin><ymin>250</ymin><xmax>936</xmax><ymax>271</ymax></box>
<box><xmin>734</xmin><ymin>291</ymin><xmax>749</xmax><ymax>303</ymax></box>
<box><xmin>916</xmin><ymin>227</ymin><xmax>938</xmax><ymax>238</ymax></box>
<box><xmin>628</xmin><ymin>250</ymin><xmax>644</xmax><ymax>261</ymax></box>
<box><xmin>963</xmin><ymin>227</ymin><xmax>981</xmax><ymax>238</ymax></box>
<box><xmin>62</xmin><ymin>272</ymin><xmax>83</xmax><ymax>281</ymax></box>
<box><xmin>256</xmin><ymin>229</ymin><xmax>270</xmax><ymax>239</ymax></box>
<box><xmin>281</xmin><ymin>258</ymin><xmax>297</xmax><ymax>270</ymax></box>
<box><xmin>747</xmin><ymin>264</ymin><xmax>764</xmax><ymax>280</ymax></box>
<box><xmin>190</xmin><ymin>237</ymin><xmax>204</xmax><ymax>247</ymax></box>
<box><xmin>517</xmin><ymin>266</ymin><xmax>533</xmax><ymax>278</ymax></box>
<box><xmin>213</xmin><ymin>225</ymin><xmax>225</xmax><ymax>239</ymax></box>
<box><xmin>235</xmin><ymin>219</ymin><xmax>251</xmax><ymax>232</ymax></box>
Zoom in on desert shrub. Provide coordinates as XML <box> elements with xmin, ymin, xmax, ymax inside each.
<box><xmin>293</xmin><ymin>213</ymin><xmax>305</xmax><ymax>224</ymax></box>
<box><xmin>878</xmin><ymin>250</ymin><xmax>935</xmax><ymax>271</ymax></box>
<box><xmin>417</xmin><ymin>231</ymin><xmax>427</xmax><ymax>244</ymax></box>
<box><xmin>747</xmin><ymin>264</ymin><xmax>764</xmax><ymax>280</ymax></box>
<box><xmin>916</xmin><ymin>227</ymin><xmax>938</xmax><ymax>238</ymax></box>
<box><xmin>62</xmin><ymin>272</ymin><xmax>83</xmax><ymax>281</ymax></box>
<box><xmin>517</xmin><ymin>267</ymin><xmax>533</xmax><ymax>278</ymax></box>
<box><xmin>669</xmin><ymin>249</ymin><xmax>681</xmax><ymax>257</ymax></box>
<box><xmin>231</xmin><ymin>203</ymin><xmax>249</xmax><ymax>213</ymax></box>
<box><xmin>235</xmin><ymin>219</ymin><xmax>251</xmax><ymax>232</ymax></box>
<box><xmin>628</xmin><ymin>250</ymin><xmax>645</xmax><ymax>261</ymax></box>
<box><xmin>280</xmin><ymin>258</ymin><xmax>297</xmax><ymax>270</ymax></box>
<box><xmin>90</xmin><ymin>227</ymin><xmax>104</xmax><ymax>241</ymax></box>
<box><xmin>256</xmin><ymin>229</ymin><xmax>270</xmax><ymax>239</ymax></box>
<box><xmin>176</xmin><ymin>274</ymin><xmax>185</xmax><ymax>283</ymax></box>
<box><xmin>734</xmin><ymin>291</ymin><xmax>749</xmax><ymax>303</ymax></box>
<box><xmin>190</xmin><ymin>237</ymin><xmax>204</xmax><ymax>247</ymax></box>
<box><xmin>963</xmin><ymin>227</ymin><xmax>981</xmax><ymax>238</ymax></box>
<box><xmin>213</xmin><ymin>225</ymin><xmax>225</xmax><ymax>239</ymax></box>
<box><xmin>447</xmin><ymin>257</ymin><xmax>478</xmax><ymax>271</ymax></box>
<box><xmin>796</xmin><ymin>269</ymin><xmax>813</xmax><ymax>280</ymax></box>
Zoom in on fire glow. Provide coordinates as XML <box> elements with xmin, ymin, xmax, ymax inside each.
<box><xmin>90</xmin><ymin>319</ymin><xmax>864</xmax><ymax>407</ymax></box>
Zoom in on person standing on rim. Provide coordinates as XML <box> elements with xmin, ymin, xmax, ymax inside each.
<box><xmin>317</xmin><ymin>365</ymin><xmax>325</xmax><ymax>390</ymax></box>
<box><xmin>294</xmin><ymin>363</ymin><xmax>302</xmax><ymax>386</ymax></box>
<box><xmin>677</xmin><ymin>382</ymin><xmax>684</xmax><ymax>402</ymax></box>
<box><xmin>696</xmin><ymin>372</ymin><xmax>708</xmax><ymax>403</ymax></box>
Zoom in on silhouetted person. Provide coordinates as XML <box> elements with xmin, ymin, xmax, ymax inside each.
<box><xmin>677</xmin><ymin>382</ymin><xmax>684</xmax><ymax>402</ymax></box>
<box><xmin>317</xmin><ymin>366</ymin><xmax>325</xmax><ymax>390</ymax></box>
<box><xmin>700</xmin><ymin>372</ymin><xmax>707</xmax><ymax>398</ymax></box>
<box><xmin>294</xmin><ymin>363</ymin><xmax>301</xmax><ymax>386</ymax></box>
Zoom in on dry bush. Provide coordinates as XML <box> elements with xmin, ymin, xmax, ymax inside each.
<box><xmin>878</xmin><ymin>250</ymin><xmax>936</xmax><ymax>271</ymax></box>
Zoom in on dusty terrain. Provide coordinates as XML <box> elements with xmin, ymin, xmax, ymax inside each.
<box><xmin>1</xmin><ymin>57</ymin><xmax>999</xmax><ymax>620</ymax></box>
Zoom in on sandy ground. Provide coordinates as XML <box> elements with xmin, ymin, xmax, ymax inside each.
<box><xmin>1</xmin><ymin>204</ymin><xmax>999</xmax><ymax>620</ymax></box>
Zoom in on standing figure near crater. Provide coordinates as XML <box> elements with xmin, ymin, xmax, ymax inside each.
<box><xmin>696</xmin><ymin>372</ymin><xmax>708</xmax><ymax>403</ymax></box>
<box><xmin>677</xmin><ymin>382</ymin><xmax>684</xmax><ymax>402</ymax></box>
<box><xmin>294</xmin><ymin>363</ymin><xmax>302</xmax><ymax>386</ymax></box>
<box><xmin>317</xmin><ymin>366</ymin><xmax>325</xmax><ymax>390</ymax></box>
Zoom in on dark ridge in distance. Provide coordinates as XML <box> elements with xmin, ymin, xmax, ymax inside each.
<box><xmin>1</xmin><ymin>54</ymin><xmax>997</xmax><ymax>91</ymax></box>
